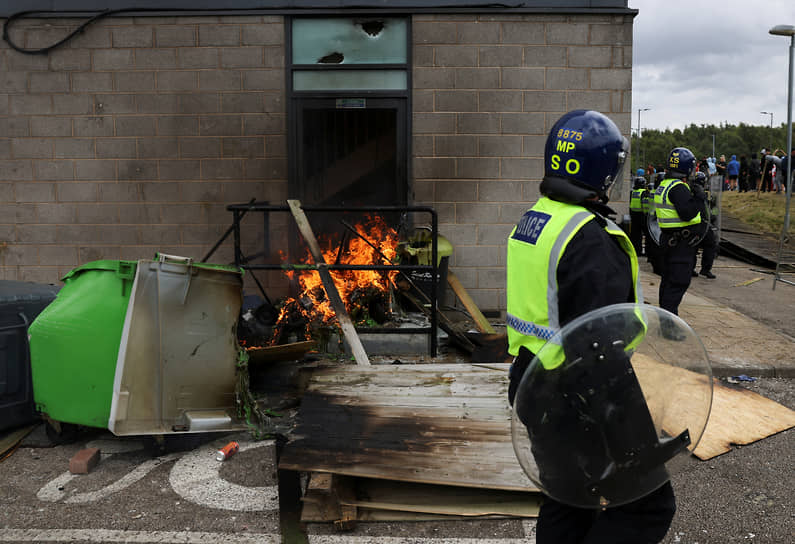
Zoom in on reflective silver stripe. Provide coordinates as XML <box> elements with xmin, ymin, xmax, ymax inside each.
<box><xmin>506</xmin><ymin>312</ymin><xmax>557</xmax><ymax>341</ymax></box>
<box><xmin>655</xmin><ymin>203</ymin><xmax>677</xmax><ymax>210</ymax></box>
<box><xmin>547</xmin><ymin>211</ymin><xmax>593</xmax><ymax>330</ymax></box>
<box><xmin>658</xmin><ymin>216</ymin><xmax>684</xmax><ymax>223</ymax></box>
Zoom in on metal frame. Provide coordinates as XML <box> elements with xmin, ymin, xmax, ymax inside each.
<box><xmin>227</xmin><ymin>202</ymin><xmax>441</xmax><ymax>356</ymax></box>
<box><xmin>286</xmin><ymin>14</ymin><xmax>413</xmax><ymax>204</ymax></box>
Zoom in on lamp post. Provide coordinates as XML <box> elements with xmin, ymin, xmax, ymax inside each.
<box><xmin>636</xmin><ymin>107</ymin><xmax>650</xmax><ymax>171</ymax></box>
<box><xmin>770</xmin><ymin>24</ymin><xmax>795</xmax><ymax>290</ymax></box>
<box><xmin>760</xmin><ymin>110</ymin><xmax>774</xmax><ymax>129</ymax></box>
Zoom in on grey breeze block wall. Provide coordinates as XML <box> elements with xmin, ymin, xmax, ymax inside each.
<box><xmin>0</xmin><ymin>15</ymin><xmax>288</xmax><ymax>292</ymax></box>
<box><xmin>0</xmin><ymin>12</ymin><xmax>633</xmax><ymax>313</ymax></box>
<box><xmin>411</xmin><ymin>13</ymin><xmax>633</xmax><ymax>312</ymax></box>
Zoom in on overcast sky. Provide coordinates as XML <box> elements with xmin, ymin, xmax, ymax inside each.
<box><xmin>630</xmin><ymin>0</ymin><xmax>794</xmax><ymax>132</ymax></box>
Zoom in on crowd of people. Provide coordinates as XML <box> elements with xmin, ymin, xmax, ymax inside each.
<box><xmin>640</xmin><ymin>147</ymin><xmax>795</xmax><ymax>195</ymax></box>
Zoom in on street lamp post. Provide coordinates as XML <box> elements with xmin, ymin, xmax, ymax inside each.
<box><xmin>636</xmin><ymin>107</ymin><xmax>650</xmax><ymax>171</ymax></box>
<box><xmin>770</xmin><ymin>24</ymin><xmax>795</xmax><ymax>290</ymax></box>
<box><xmin>761</xmin><ymin>110</ymin><xmax>774</xmax><ymax>130</ymax></box>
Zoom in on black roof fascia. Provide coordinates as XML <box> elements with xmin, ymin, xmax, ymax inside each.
<box><xmin>0</xmin><ymin>1</ymin><xmax>637</xmax><ymax>18</ymax></box>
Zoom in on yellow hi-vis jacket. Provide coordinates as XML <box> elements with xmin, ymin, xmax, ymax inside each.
<box><xmin>629</xmin><ymin>189</ymin><xmax>645</xmax><ymax>212</ymax></box>
<box><xmin>506</xmin><ymin>197</ymin><xmax>642</xmax><ymax>368</ymax></box>
<box><xmin>653</xmin><ymin>178</ymin><xmax>701</xmax><ymax>228</ymax></box>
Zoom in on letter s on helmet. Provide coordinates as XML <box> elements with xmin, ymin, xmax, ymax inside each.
<box><xmin>667</xmin><ymin>147</ymin><xmax>696</xmax><ymax>178</ymax></box>
<box><xmin>544</xmin><ymin>110</ymin><xmax>629</xmax><ymax>196</ymax></box>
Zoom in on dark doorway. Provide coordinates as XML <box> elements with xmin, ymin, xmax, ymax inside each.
<box><xmin>293</xmin><ymin>97</ymin><xmax>408</xmax><ymax>208</ymax></box>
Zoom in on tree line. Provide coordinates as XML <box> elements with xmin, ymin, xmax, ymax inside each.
<box><xmin>630</xmin><ymin>122</ymin><xmax>792</xmax><ymax>173</ymax></box>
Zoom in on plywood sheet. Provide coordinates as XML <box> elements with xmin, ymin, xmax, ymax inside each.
<box><xmin>300</xmin><ymin>474</ymin><xmax>538</xmax><ymax>522</ymax></box>
<box><xmin>343</xmin><ymin>477</ymin><xmax>541</xmax><ymax>517</ymax></box>
<box><xmin>694</xmin><ymin>378</ymin><xmax>795</xmax><ymax>459</ymax></box>
<box><xmin>631</xmin><ymin>354</ymin><xmax>795</xmax><ymax>460</ymax></box>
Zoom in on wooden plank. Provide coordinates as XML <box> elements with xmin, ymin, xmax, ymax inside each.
<box><xmin>0</xmin><ymin>424</ymin><xmax>36</xmax><ymax>460</ymax></box>
<box><xmin>281</xmin><ymin>360</ymin><xmax>795</xmax><ymax>495</ymax></box>
<box><xmin>246</xmin><ymin>340</ymin><xmax>317</xmax><ymax>364</ymax></box>
<box><xmin>286</xmin><ymin>199</ymin><xmax>369</xmax><ymax>366</ymax></box>
<box><xmin>342</xmin><ymin>477</ymin><xmax>541</xmax><ymax>518</ymax></box>
<box><xmin>301</xmin><ymin>501</ymin><xmax>499</xmax><ymax>523</ymax></box>
<box><xmin>447</xmin><ymin>271</ymin><xmax>496</xmax><ymax>334</ymax></box>
<box><xmin>279</xmin><ymin>363</ymin><xmax>536</xmax><ymax>492</ymax></box>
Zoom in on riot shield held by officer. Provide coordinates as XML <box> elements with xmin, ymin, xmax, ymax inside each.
<box><xmin>506</xmin><ymin>110</ymin><xmax>683</xmax><ymax>544</ymax></box>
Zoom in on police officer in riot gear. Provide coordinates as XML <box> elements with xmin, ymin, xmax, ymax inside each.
<box><xmin>654</xmin><ymin>147</ymin><xmax>708</xmax><ymax>319</ymax></box>
<box><xmin>690</xmin><ymin>171</ymin><xmax>718</xmax><ymax>279</ymax></box>
<box><xmin>507</xmin><ymin>110</ymin><xmax>676</xmax><ymax>543</ymax></box>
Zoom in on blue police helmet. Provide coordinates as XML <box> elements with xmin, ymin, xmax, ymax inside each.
<box><xmin>667</xmin><ymin>147</ymin><xmax>696</xmax><ymax>178</ymax></box>
<box><xmin>544</xmin><ymin>110</ymin><xmax>629</xmax><ymax>196</ymax></box>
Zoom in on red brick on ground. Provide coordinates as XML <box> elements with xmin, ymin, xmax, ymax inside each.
<box><xmin>69</xmin><ymin>447</ymin><xmax>101</xmax><ymax>474</ymax></box>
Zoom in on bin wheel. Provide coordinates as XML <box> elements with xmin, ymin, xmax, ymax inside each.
<box><xmin>44</xmin><ymin>421</ymin><xmax>79</xmax><ymax>445</ymax></box>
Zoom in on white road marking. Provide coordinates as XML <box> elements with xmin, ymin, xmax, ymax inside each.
<box><xmin>0</xmin><ymin>529</ymin><xmax>279</xmax><ymax>543</ymax></box>
<box><xmin>36</xmin><ymin>454</ymin><xmax>181</xmax><ymax>504</ymax></box>
<box><xmin>168</xmin><ymin>438</ymin><xmax>278</xmax><ymax>511</ymax></box>
<box><xmin>0</xmin><ymin>530</ymin><xmax>536</xmax><ymax>544</ymax></box>
<box><xmin>307</xmin><ymin>538</ymin><xmax>535</xmax><ymax>544</ymax></box>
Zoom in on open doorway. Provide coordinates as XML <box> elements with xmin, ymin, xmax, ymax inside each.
<box><xmin>293</xmin><ymin>97</ymin><xmax>407</xmax><ymax>207</ymax></box>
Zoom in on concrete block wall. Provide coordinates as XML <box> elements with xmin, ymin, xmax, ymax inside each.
<box><xmin>0</xmin><ymin>15</ymin><xmax>287</xmax><ymax>286</ymax></box>
<box><xmin>412</xmin><ymin>13</ymin><xmax>633</xmax><ymax>312</ymax></box>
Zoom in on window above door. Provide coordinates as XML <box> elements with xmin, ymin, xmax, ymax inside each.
<box><xmin>289</xmin><ymin>16</ymin><xmax>409</xmax><ymax>92</ymax></box>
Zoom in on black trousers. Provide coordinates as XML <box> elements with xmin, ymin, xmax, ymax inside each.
<box><xmin>693</xmin><ymin>226</ymin><xmax>718</xmax><ymax>273</ymax></box>
<box><xmin>536</xmin><ymin>481</ymin><xmax>676</xmax><ymax>544</ymax></box>
<box><xmin>659</xmin><ymin>231</ymin><xmax>697</xmax><ymax>315</ymax></box>
<box><xmin>629</xmin><ymin>211</ymin><xmax>646</xmax><ymax>256</ymax></box>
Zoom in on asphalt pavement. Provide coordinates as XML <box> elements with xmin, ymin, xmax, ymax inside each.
<box><xmin>1</xmin><ymin>256</ymin><xmax>793</xmax><ymax>544</ymax></box>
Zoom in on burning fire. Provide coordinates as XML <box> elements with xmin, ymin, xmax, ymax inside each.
<box><xmin>268</xmin><ymin>215</ymin><xmax>400</xmax><ymax>345</ymax></box>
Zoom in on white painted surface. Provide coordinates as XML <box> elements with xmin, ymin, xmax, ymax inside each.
<box><xmin>0</xmin><ymin>529</ymin><xmax>279</xmax><ymax>543</ymax></box>
<box><xmin>168</xmin><ymin>439</ymin><xmax>278</xmax><ymax>511</ymax></box>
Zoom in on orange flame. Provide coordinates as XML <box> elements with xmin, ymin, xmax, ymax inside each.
<box><xmin>268</xmin><ymin>215</ymin><xmax>399</xmax><ymax>345</ymax></box>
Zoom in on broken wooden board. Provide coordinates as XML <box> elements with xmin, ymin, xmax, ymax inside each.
<box><xmin>447</xmin><ymin>271</ymin><xmax>496</xmax><ymax>334</ymax></box>
<box><xmin>246</xmin><ymin>341</ymin><xmax>317</xmax><ymax>364</ymax></box>
<box><xmin>287</xmin><ymin>199</ymin><xmax>370</xmax><ymax>366</ymax></box>
<box><xmin>694</xmin><ymin>378</ymin><xmax>795</xmax><ymax>459</ymax></box>
<box><xmin>631</xmin><ymin>353</ymin><xmax>795</xmax><ymax>460</ymax></box>
<box><xmin>0</xmin><ymin>425</ymin><xmax>36</xmax><ymax>461</ymax></box>
<box><xmin>279</xmin><ymin>363</ymin><xmax>536</xmax><ymax>492</ymax></box>
<box><xmin>302</xmin><ymin>473</ymin><xmax>540</xmax><ymax>521</ymax></box>
<box><xmin>280</xmin><ymin>361</ymin><xmax>795</xmax><ymax>495</ymax></box>
<box><xmin>301</xmin><ymin>501</ymin><xmax>497</xmax><ymax>523</ymax></box>
<box><xmin>467</xmin><ymin>332</ymin><xmax>511</xmax><ymax>365</ymax></box>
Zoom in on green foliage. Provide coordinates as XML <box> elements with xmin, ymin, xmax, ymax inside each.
<box><xmin>631</xmin><ymin>122</ymin><xmax>792</xmax><ymax>173</ymax></box>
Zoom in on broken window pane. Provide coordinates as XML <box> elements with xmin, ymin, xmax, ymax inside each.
<box><xmin>292</xmin><ymin>18</ymin><xmax>408</xmax><ymax>65</ymax></box>
<box><xmin>293</xmin><ymin>70</ymin><xmax>407</xmax><ymax>91</ymax></box>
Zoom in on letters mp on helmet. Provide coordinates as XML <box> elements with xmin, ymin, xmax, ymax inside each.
<box><xmin>511</xmin><ymin>303</ymin><xmax>713</xmax><ymax>509</ymax></box>
<box><xmin>544</xmin><ymin>110</ymin><xmax>629</xmax><ymax>195</ymax></box>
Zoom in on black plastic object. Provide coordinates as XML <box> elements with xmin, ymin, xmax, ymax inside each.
<box><xmin>0</xmin><ymin>280</ymin><xmax>59</xmax><ymax>432</ymax></box>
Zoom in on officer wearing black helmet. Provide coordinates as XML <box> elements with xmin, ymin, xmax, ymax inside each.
<box><xmin>507</xmin><ymin>110</ymin><xmax>676</xmax><ymax>543</ymax></box>
<box><xmin>654</xmin><ymin>148</ymin><xmax>708</xmax><ymax>319</ymax></box>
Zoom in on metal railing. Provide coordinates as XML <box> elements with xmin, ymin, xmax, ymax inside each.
<box><xmin>225</xmin><ymin>202</ymin><xmax>441</xmax><ymax>357</ymax></box>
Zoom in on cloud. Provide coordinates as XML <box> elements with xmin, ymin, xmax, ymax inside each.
<box><xmin>630</xmin><ymin>0</ymin><xmax>793</xmax><ymax>130</ymax></box>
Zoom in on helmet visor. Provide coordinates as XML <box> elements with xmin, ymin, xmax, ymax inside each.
<box><xmin>604</xmin><ymin>136</ymin><xmax>630</xmax><ymax>198</ymax></box>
